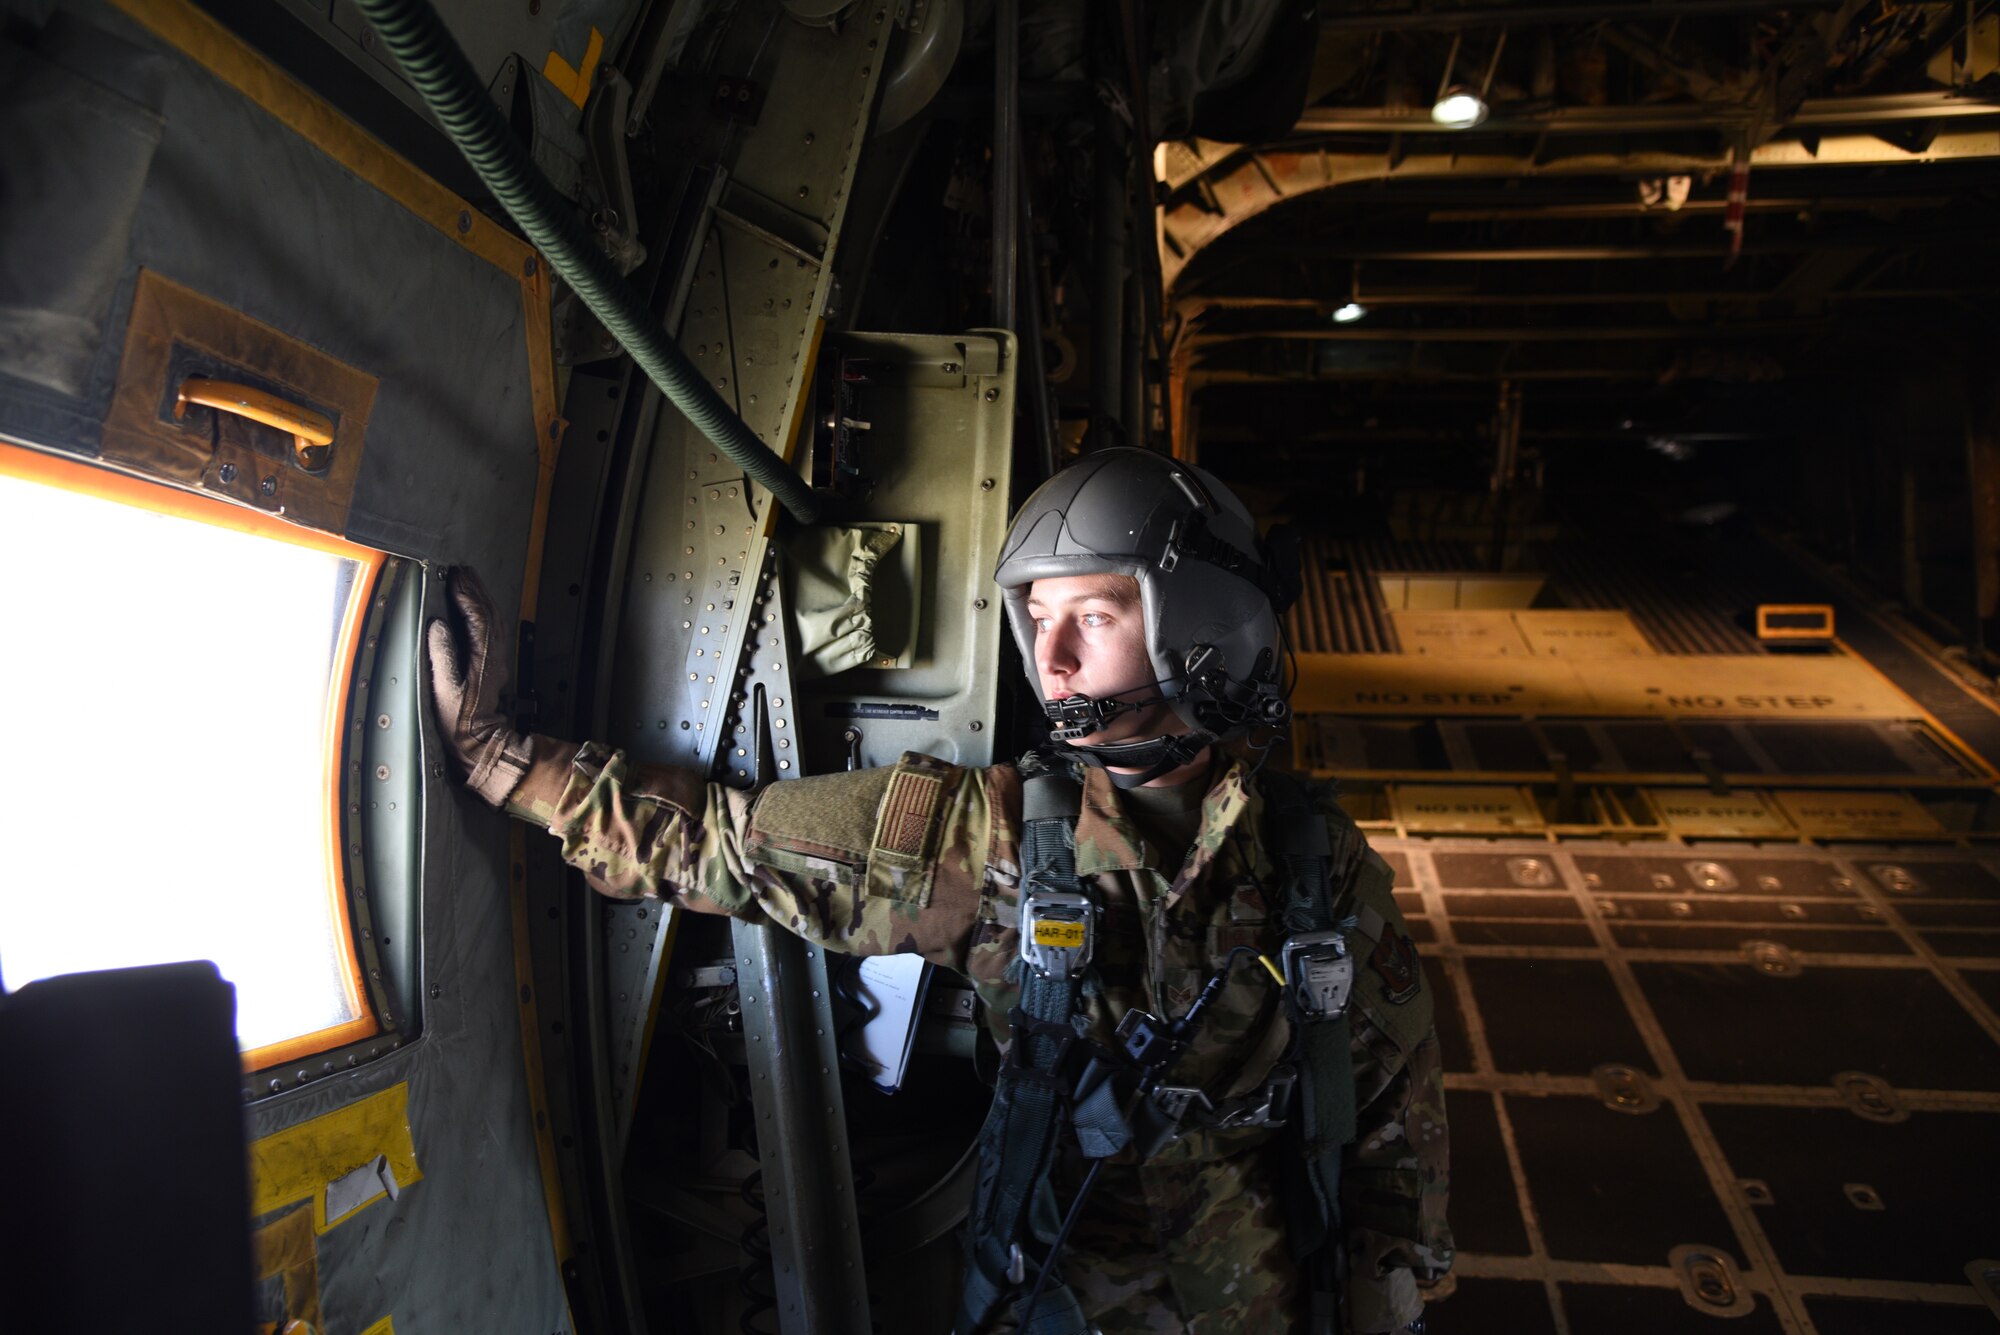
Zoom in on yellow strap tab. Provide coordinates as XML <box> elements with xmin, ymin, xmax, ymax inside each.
<box><xmin>1258</xmin><ymin>954</ymin><xmax>1288</xmax><ymax>989</ymax></box>
<box><xmin>253</xmin><ymin>1206</ymin><xmax>321</xmax><ymax>1333</ymax></box>
<box><xmin>541</xmin><ymin>27</ymin><xmax>604</xmax><ymax>110</ymax></box>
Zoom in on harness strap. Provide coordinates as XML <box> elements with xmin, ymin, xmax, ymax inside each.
<box><xmin>1262</xmin><ymin>771</ymin><xmax>1367</xmax><ymax>1334</ymax></box>
<box><xmin>958</xmin><ymin>755</ymin><xmax>1095</xmax><ymax>1335</ymax></box>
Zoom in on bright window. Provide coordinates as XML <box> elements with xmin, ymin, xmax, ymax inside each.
<box><xmin>0</xmin><ymin>442</ymin><xmax>383</xmax><ymax>1063</ymax></box>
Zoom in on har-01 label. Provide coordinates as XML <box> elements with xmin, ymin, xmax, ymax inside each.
<box><xmin>1033</xmin><ymin>919</ymin><xmax>1087</xmax><ymax>948</ymax></box>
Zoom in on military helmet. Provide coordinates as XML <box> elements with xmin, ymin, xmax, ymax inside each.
<box><xmin>992</xmin><ymin>448</ymin><xmax>1295</xmax><ymax>763</ymax></box>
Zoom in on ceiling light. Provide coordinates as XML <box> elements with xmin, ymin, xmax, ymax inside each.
<box><xmin>1332</xmin><ymin>302</ymin><xmax>1367</xmax><ymax>323</ymax></box>
<box><xmin>1430</xmin><ymin>27</ymin><xmax>1502</xmax><ymax>130</ymax></box>
<box><xmin>1431</xmin><ymin>87</ymin><xmax>1488</xmax><ymax>128</ymax></box>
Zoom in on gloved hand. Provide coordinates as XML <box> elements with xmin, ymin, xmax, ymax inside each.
<box><xmin>425</xmin><ymin>567</ymin><xmax>536</xmax><ymax>806</ymax></box>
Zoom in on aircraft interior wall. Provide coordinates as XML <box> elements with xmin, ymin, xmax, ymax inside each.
<box><xmin>2</xmin><ymin>1</ymin><xmax>571</xmax><ymax>1329</ymax></box>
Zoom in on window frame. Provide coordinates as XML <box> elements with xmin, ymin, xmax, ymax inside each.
<box><xmin>0</xmin><ymin>439</ymin><xmax>391</xmax><ymax>1076</ymax></box>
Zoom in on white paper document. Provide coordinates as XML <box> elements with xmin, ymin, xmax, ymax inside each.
<box><xmin>839</xmin><ymin>954</ymin><xmax>931</xmax><ymax>1094</ymax></box>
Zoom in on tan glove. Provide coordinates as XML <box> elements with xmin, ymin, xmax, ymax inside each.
<box><xmin>425</xmin><ymin>567</ymin><xmax>538</xmax><ymax>806</ymax></box>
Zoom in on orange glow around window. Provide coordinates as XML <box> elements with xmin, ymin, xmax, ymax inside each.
<box><xmin>0</xmin><ymin>441</ymin><xmax>386</xmax><ymax>1072</ymax></box>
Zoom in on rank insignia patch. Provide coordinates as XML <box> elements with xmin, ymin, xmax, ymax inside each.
<box><xmin>1370</xmin><ymin>929</ymin><xmax>1422</xmax><ymax>1005</ymax></box>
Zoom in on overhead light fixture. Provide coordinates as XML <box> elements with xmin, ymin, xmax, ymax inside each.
<box><xmin>1431</xmin><ymin>88</ymin><xmax>1488</xmax><ymax>128</ymax></box>
<box><xmin>1332</xmin><ymin>302</ymin><xmax>1368</xmax><ymax>323</ymax></box>
<box><xmin>1431</xmin><ymin>27</ymin><xmax>1504</xmax><ymax>130</ymax></box>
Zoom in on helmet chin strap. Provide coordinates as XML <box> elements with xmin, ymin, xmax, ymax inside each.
<box><xmin>1039</xmin><ymin>644</ymin><xmax>1291</xmax><ymax>787</ymax></box>
<box><xmin>1057</xmin><ymin>729</ymin><xmax>1218</xmax><ymax>789</ymax></box>
<box><xmin>1041</xmin><ymin>679</ymin><xmax>1214</xmax><ymax>788</ymax></box>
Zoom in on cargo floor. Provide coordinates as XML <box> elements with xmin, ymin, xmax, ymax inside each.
<box><xmin>1291</xmin><ymin>526</ymin><xmax>2000</xmax><ymax>779</ymax></box>
<box><xmin>1387</xmin><ymin>840</ymin><xmax>2000</xmax><ymax>1333</ymax></box>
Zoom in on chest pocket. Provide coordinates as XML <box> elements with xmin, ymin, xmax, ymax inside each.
<box><xmin>1158</xmin><ymin>878</ymin><xmax>1287</xmax><ymax>1095</ymax></box>
<box><xmin>1210</xmin><ymin>877</ymin><xmax>1273</xmax><ymax>956</ymax></box>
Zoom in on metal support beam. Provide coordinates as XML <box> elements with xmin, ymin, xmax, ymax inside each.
<box><xmin>1090</xmin><ymin>98</ymin><xmax>1129</xmax><ymax>438</ymax></box>
<box><xmin>1160</xmin><ymin>128</ymin><xmax>2000</xmax><ymax>293</ymax></box>
<box><xmin>731</xmin><ymin>921</ymin><xmax>873</xmax><ymax>1335</ymax></box>
<box><xmin>1124</xmin><ymin>240</ymin><xmax>1145</xmax><ymax>447</ymax></box>
<box><xmin>1187</xmin><ymin>287</ymin><xmax>1984</xmax><ymax>311</ymax></box>
<box><xmin>1197</xmin><ymin>322</ymin><xmax>1823</xmax><ymax>345</ymax></box>
<box><xmin>1316</xmin><ymin>0</ymin><xmax>1853</xmax><ymax>29</ymax></box>
<box><xmin>1236</xmin><ymin>231</ymin><xmax>1981</xmax><ymax>261</ymax></box>
<box><xmin>1017</xmin><ymin>143</ymin><xmax>1060</xmax><ymax>479</ymax></box>
<box><xmin>991</xmin><ymin>0</ymin><xmax>1019</xmax><ymax>330</ymax></box>
<box><xmin>1193</xmin><ymin>367</ymin><xmax>1702</xmax><ymax>384</ymax></box>
<box><xmin>1489</xmin><ymin>381</ymin><xmax>1524</xmax><ymax>570</ymax></box>
<box><xmin>1423</xmin><ymin>194</ymin><xmax>1955</xmax><ymax>221</ymax></box>
<box><xmin>1291</xmin><ymin>92</ymin><xmax>2000</xmax><ymax>136</ymax></box>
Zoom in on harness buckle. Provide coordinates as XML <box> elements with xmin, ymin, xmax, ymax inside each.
<box><xmin>1240</xmin><ymin>1066</ymin><xmax>1299</xmax><ymax>1128</ymax></box>
<box><xmin>1197</xmin><ymin>1065</ymin><xmax>1300</xmax><ymax>1132</ymax></box>
<box><xmin>1020</xmin><ymin>890</ymin><xmax>1095</xmax><ymax>980</ymax></box>
<box><xmin>1280</xmin><ymin>929</ymin><xmax>1355</xmax><ymax>1022</ymax></box>
<box><xmin>1152</xmin><ymin>1085</ymin><xmax>1213</xmax><ymax>1123</ymax></box>
<box><xmin>1002</xmin><ymin>1007</ymin><xmax>1087</xmax><ymax>1088</ymax></box>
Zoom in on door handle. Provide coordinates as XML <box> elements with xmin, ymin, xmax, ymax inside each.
<box><xmin>175</xmin><ymin>376</ymin><xmax>336</xmax><ymax>472</ymax></box>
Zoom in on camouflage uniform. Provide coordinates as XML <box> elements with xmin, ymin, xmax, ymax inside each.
<box><xmin>506</xmin><ymin>741</ymin><xmax>1452</xmax><ymax>1333</ymax></box>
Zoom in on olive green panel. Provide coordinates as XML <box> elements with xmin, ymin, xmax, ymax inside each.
<box><xmin>796</xmin><ymin>330</ymin><xmax>1019</xmax><ymax>773</ymax></box>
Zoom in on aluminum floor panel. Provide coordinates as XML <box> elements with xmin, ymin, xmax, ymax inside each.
<box><xmin>1396</xmin><ymin>837</ymin><xmax>2000</xmax><ymax>1334</ymax></box>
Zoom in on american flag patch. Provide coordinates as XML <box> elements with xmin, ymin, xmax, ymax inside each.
<box><xmin>876</xmin><ymin>769</ymin><xmax>942</xmax><ymax>861</ymax></box>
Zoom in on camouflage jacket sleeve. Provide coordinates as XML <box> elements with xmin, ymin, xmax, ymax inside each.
<box><xmin>505</xmin><ymin>740</ymin><xmax>1005</xmax><ymax>964</ymax></box>
<box><xmin>1339</xmin><ymin>846</ymin><xmax>1454</xmax><ymax>1334</ymax></box>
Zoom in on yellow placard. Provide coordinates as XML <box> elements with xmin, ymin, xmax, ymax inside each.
<box><xmin>360</xmin><ymin>1319</ymin><xmax>396</xmax><ymax>1335</ymax></box>
<box><xmin>250</xmin><ymin>1082</ymin><xmax>423</xmax><ymax>1232</ymax></box>
<box><xmin>1645</xmin><ymin>789</ymin><xmax>1795</xmax><ymax>838</ymax></box>
<box><xmin>1294</xmin><ymin>653</ymin><xmax>1917</xmax><ymax>718</ymax></box>
<box><xmin>1033</xmin><ymin>920</ymin><xmax>1087</xmax><ymax>948</ymax></box>
<box><xmin>1770</xmin><ymin>790</ymin><xmax>1945</xmax><ymax>839</ymax></box>
<box><xmin>1514</xmin><ymin>610</ymin><xmax>1657</xmax><ymax>657</ymax></box>
<box><xmin>1376</xmin><ymin>572</ymin><xmax>1546</xmax><ymax>610</ymax></box>
<box><xmin>1390</xmin><ymin>784</ymin><xmax>1545</xmax><ymax>834</ymax></box>
<box><xmin>1390</xmin><ymin>611</ymin><xmax>1533</xmax><ymax>657</ymax></box>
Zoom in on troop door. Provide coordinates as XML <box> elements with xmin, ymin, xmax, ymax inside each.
<box><xmin>0</xmin><ymin>2</ymin><xmax>571</xmax><ymax>1329</ymax></box>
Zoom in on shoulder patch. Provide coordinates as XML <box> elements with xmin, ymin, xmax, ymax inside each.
<box><xmin>1368</xmin><ymin>927</ymin><xmax>1422</xmax><ymax>1005</ymax></box>
<box><xmin>863</xmin><ymin>752</ymin><xmax>963</xmax><ymax>907</ymax></box>
<box><xmin>875</xmin><ymin>768</ymin><xmax>942</xmax><ymax>861</ymax></box>
<box><xmin>1347</xmin><ymin>848</ymin><xmax>1435</xmax><ymax>1055</ymax></box>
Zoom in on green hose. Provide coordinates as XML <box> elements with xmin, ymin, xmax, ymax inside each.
<box><xmin>352</xmin><ymin>0</ymin><xmax>820</xmax><ymax>524</ymax></box>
